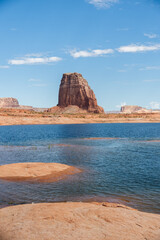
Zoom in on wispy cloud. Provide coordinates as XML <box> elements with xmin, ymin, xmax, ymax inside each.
<box><xmin>31</xmin><ymin>83</ymin><xmax>47</xmax><ymax>87</ymax></box>
<box><xmin>28</xmin><ymin>78</ymin><xmax>41</xmax><ymax>82</ymax></box>
<box><xmin>70</xmin><ymin>49</ymin><xmax>114</xmax><ymax>58</ymax></box>
<box><xmin>144</xmin><ymin>33</ymin><xmax>157</xmax><ymax>39</ymax></box>
<box><xmin>28</xmin><ymin>78</ymin><xmax>47</xmax><ymax>87</ymax></box>
<box><xmin>150</xmin><ymin>101</ymin><xmax>160</xmax><ymax>109</ymax></box>
<box><xmin>25</xmin><ymin>53</ymin><xmax>45</xmax><ymax>58</ymax></box>
<box><xmin>117</xmin><ymin>44</ymin><xmax>160</xmax><ymax>53</ymax></box>
<box><xmin>87</xmin><ymin>0</ymin><xmax>118</xmax><ymax>9</ymax></box>
<box><xmin>143</xmin><ymin>79</ymin><xmax>160</xmax><ymax>82</ymax></box>
<box><xmin>0</xmin><ymin>65</ymin><xmax>9</xmax><ymax>69</ymax></box>
<box><xmin>8</xmin><ymin>56</ymin><xmax>62</xmax><ymax>65</ymax></box>
<box><xmin>140</xmin><ymin>66</ymin><xmax>160</xmax><ymax>71</ymax></box>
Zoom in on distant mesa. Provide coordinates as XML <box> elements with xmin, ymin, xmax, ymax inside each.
<box><xmin>121</xmin><ymin>105</ymin><xmax>152</xmax><ymax>114</ymax></box>
<box><xmin>0</xmin><ymin>97</ymin><xmax>47</xmax><ymax>112</ymax></box>
<box><xmin>48</xmin><ymin>72</ymin><xmax>104</xmax><ymax>114</ymax></box>
<box><xmin>0</xmin><ymin>97</ymin><xmax>19</xmax><ymax>108</ymax></box>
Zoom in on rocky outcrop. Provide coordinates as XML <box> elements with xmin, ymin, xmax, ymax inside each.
<box><xmin>0</xmin><ymin>202</ymin><xmax>160</xmax><ymax>240</ymax></box>
<box><xmin>0</xmin><ymin>98</ymin><xmax>19</xmax><ymax>108</ymax></box>
<box><xmin>57</xmin><ymin>73</ymin><xmax>104</xmax><ymax>113</ymax></box>
<box><xmin>121</xmin><ymin>105</ymin><xmax>152</xmax><ymax>114</ymax></box>
<box><xmin>0</xmin><ymin>162</ymin><xmax>80</xmax><ymax>183</ymax></box>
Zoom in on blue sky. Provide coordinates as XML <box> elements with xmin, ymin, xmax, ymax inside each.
<box><xmin>0</xmin><ymin>0</ymin><xmax>160</xmax><ymax>110</ymax></box>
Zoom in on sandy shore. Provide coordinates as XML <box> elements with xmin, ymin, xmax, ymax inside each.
<box><xmin>0</xmin><ymin>115</ymin><xmax>160</xmax><ymax>125</ymax></box>
<box><xmin>0</xmin><ymin>162</ymin><xmax>81</xmax><ymax>183</ymax></box>
<box><xmin>0</xmin><ymin>109</ymin><xmax>160</xmax><ymax>125</ymax></box>
<box><xmin>0</xmin><ymin>202</ymin><xmax>159</xmax><ymax>240</ymax></box>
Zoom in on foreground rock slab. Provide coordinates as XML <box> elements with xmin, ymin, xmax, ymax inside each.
<box><xmin>0</xmin><ymin>202</ymin><xmax>159</xmax><ymax>240</ymax></box>
<box><xmin>0</xmin><ymin>162</ymin><xmax>80</xmax><ymax>182</ymax></box>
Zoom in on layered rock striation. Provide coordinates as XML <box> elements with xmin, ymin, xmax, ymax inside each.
<box><xmin>0</xmin><ymin>98</ymin><xmax>19</xmax><ymax>108</ymax></box>
<box><xmin>57</xmin><ymin>73</ymin><xmax>104</xmax><ymax>113</ymax></box>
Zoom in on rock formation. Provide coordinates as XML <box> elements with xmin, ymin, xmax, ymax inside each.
<box><xmin>0</xmin><ymin>97</ymin><xmax>19</xmax><ymax>108</ymax></box>
<box><xmin>1</xmin><ymin>202</ymin><xmax>160</xmax><ymax>240</ymax></box>
<box><xmin>121</xmin><ymin>105</ymin><xmax>152</xmax><ymax>114</ymax></box>
<box><xmin>57</xmin><ymin>73</ymin><xmax>104</xmax><ymax>113</ymax></box>
<box><xmin>0</xmin><ymin>162</ymin><xmax>80</xmax><ymax>183</ymax></box>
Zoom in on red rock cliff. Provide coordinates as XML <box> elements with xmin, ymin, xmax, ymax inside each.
<box><xmin>58</xmin><ymin>73</ymin><xmax>104</xmax><ymax>113</ymax></box>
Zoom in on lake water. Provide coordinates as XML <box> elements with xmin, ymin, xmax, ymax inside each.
<box><xmin>0</xmin><ymin>123</ymin><xmax>160</xmax><ymax>213</ymax></box>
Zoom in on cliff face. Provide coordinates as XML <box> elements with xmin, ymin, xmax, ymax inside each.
<box><xmin>0</xmin><ymin>98</ymin><xmax>19</xmax><ymax>108</ymax></box>
<box><xmin>58</xmin><ymin>73</ymin><xmax>104</xmax><ymax>113</ymax></box>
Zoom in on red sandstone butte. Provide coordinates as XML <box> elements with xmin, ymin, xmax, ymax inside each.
<box><xmin>49</xmin><ymin>73</ymin><xmax>104</xmax><ymax>114</ymax></box>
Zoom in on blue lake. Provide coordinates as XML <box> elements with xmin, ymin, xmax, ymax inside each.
<box><xmin>0</xmin><ymin>123</ymin><xmax>160</xmax><ymax>213</ymax></box>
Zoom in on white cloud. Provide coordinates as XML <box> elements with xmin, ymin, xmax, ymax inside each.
<box><xmin>8</xmin><ymin>56</ymin><xmax>62</xmax><ymax>65</ymax></box>
<box><xmin>70</xmin><ymin>43</ymin><xmax>160</xmax><ymax>59</ymax></box>
<box><xmin>116</xmin><ymin>102</ymin><xmax>126</xmax><ymax>109</ymax></box>
<box><xmin>144</xmin><ymin>33</ymin><xmax>157</xmax><ymax>39</ymax></box>
<box><xmin>150</xmin><ymin>101</ymin><xmax>160</xmax><ymax>109</ymax></box>
<box><xmin>117</xmin><ymin>44</ymin><xmax>160</xmax><ymax>53</ymax></box>
<box><xmin>70</xmin><ymin>49</ymin><xmax>114</xmax><ymax>58</ymax></box>
<box><xmin>0</xmin><ymin>65</ymin><xmax>9</xmax><ymax>69</ymax></box>
<box><xmin>87</xmin><ymin>0</ymin><xmax>118</xmax><ymax>8</ymax></box>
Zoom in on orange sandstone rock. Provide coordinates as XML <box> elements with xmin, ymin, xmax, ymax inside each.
<box><xmin>0</xmin><ymin>162</ymin><xmax>81</xmax><ymax>183</ymax></box>
<box><xmin>0</xmin><ymin>202</ymin><xmax>160</xmax><ymax>240</ymax></box>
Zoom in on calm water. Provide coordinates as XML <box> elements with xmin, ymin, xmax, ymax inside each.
<box><xmin>0</xmin><ymin>123</ymin><xmax>160</xmax><ymax>213</ymax></box>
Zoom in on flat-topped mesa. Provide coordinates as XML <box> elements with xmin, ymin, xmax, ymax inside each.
<box><xmin>58</xmin><ymin>73</ymin><xmax>104</xmax><ymax>113</ymax></box>
<box><xmin>0</xmin><ymin>97</ymin><xmax>19</xmax><ymax>108</ymax></box>
<box><xmin>121</xmin><ymin>105</ymin><xmax>152</xmax><ymax>113</ymax></box>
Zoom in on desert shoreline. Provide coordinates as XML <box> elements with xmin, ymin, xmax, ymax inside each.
<box><xmin>0</xmin><ymin>109</ymin><xmax>160</xmax><ymax>126</ymax></box>
<box><xmin>0</xmin><ymin>116</ymin><xmax>160</xmax><ymax>126</ymax></box>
